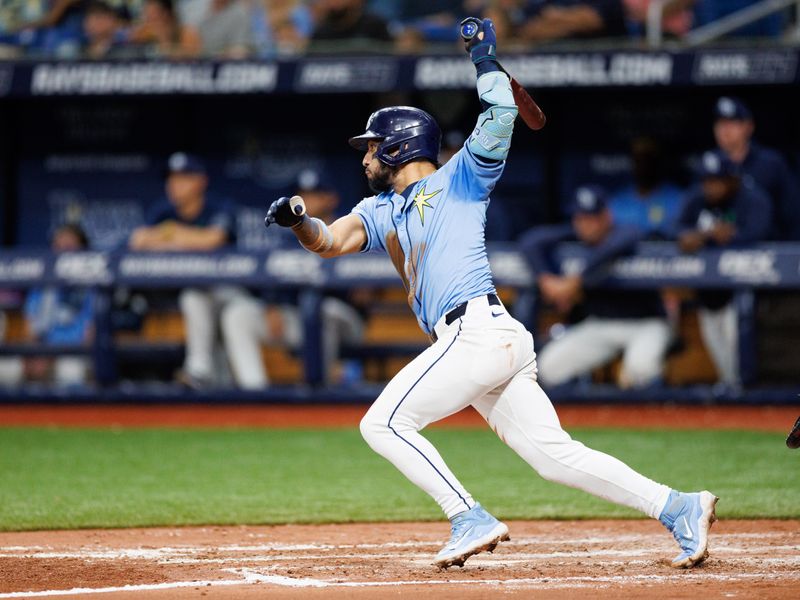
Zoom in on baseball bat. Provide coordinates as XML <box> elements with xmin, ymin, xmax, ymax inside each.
<box><xmin>460</xmin><ymin>19</ymin><xmax>546</xmax><ymax>131</ymax></box>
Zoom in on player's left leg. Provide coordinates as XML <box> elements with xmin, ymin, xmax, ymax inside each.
<box><xmin>473</xmin><ymin>348</ymin><xmax>717</xmax><ymax>568</ymax></box>
<box><xmin>360</xmin><ymin>297</ymin><xmax>526</xmax><ymax>567</ymax></box>
<box><xmin>178</xmin><ymin>288</ymin><xmax>217</xmax><ymax>386</ymax></box>
<box><xmin>618</xmin><ymin>317</ymin><xmax>671</xmax><ymax>387</ymax></box>
<box><xmin>698</xmin><ymin>302</ymin><xmax>739</xmax><ymax>386</ymax></box>
<box><xmin>320</xmin><ymin>297</ymin><xmax>364</xmax><ymax>383</ymax></box>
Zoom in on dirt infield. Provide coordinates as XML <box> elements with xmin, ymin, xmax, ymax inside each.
<box><xmin>1</xmin><ymin>520</ymin><xmax>798</xmax><ymax>599</ymax></box>
<box><xmin>1</xmin><ymin>404</ymin><xmax>798</xmax><ymax>431</ymax></box>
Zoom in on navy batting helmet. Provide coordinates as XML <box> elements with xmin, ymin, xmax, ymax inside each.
<box><xmin>348</xmin><ymin>106</ymin><xmax>441</xmax><ymax>168</ymax></box>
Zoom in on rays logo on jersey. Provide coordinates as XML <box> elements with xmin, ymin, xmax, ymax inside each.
<box><xmin>412</xmin><ymin>185</ymin><xmax>441</xmax><ymax>225</ymax></box>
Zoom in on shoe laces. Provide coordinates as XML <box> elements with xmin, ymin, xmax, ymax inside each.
<box><xmin>449</xmin><ymin>514</ymin><xmax>471</xmax><ymax>540</ymax></box>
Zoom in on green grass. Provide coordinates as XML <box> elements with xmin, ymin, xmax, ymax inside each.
<box><xmin>0</xmin><ymin>427</ymin><xmax>797</xmax><ymax>531</ymax></box>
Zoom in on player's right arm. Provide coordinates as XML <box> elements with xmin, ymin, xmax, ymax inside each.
<box><xmin>264</xmin><ymin>196</ymin><xmax>367</xmax><ymax>258</ymax></box>
<box><xmin>462</xmin><ymin>18</ymin><xmax>517</xmax><ymax>163</ymax></box>
<box><xmin>437</xmin><ymin>18</ymin><xmax>517</xmax><ymax>198</ymax></box>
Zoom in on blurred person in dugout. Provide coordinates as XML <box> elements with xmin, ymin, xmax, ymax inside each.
<box><xmin>712</xmin><ymin>96</ymin><xmax>800</xmax><ymax>241</ymax></box>
<box><xmin>0</xmin><ymin>224</ymin><xmax>95</xmax><ymax>387</ymax></box>
<box><xmin>129</xmin><ymin>152</ymin><xmax>246</xmax><ymax>388</ymax></box>
<box><xmin>222</xmin><ymin>168</ymin><xmax>365</xmax><ymax>389</ymax></box>
<box><xmin>677</xmin><ymin>150</ymin><xmax>772</xmax><ymax>388</ymax></box>
<box><xmin>518</xmin><ymin>185</ymin><xmax>671</xmax><ymax>389</ymax></box>
<box><xmin>608</xmin><ymin>137</ymin><xmax>684</xmax><ymax>240</ymax></box>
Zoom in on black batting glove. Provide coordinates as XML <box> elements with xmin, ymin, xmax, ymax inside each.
<box><xmin>265</xmin><ymin>196</ymin><xmax>304</xmax><ymax>229</ymax></box>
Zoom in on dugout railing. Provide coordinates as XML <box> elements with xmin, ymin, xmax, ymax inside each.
<box><xmin>0</xmin><ymin>243</ymin><xmax>799</xmax><ymax>404</ymax></box>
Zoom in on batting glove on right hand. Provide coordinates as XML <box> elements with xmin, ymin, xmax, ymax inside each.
<box><xmin>265</xmin><ymin>196</ymin><xmax>305</xmax><ymax>229</ymax></box>
<box><xmin>459</xmin><ymin>17</ymin><xmax>497</xmax><ymax>65</ymax></box>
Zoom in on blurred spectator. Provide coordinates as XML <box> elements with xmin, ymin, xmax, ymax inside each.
<box><xmin>490</xmin><ymin>0</ymin><xmax>627</xmax><ymax>44</ymax></box>
<box><xmin>252</xmin><ymin>0</ymin><xmax>312</xmax><ymax>57</ymax></box>
<box><xmin>81</xmin><ymin>0</ymin><xmax>132</xmax><ymax>58</ymax></box>
<box><xmin>222</xmin><ymin>168</ymin><xmax>365</xmax><ymax>389</ymax></box>
<box><xmin>520</xmin><ymin>185</ymin><xmax>670</xmax><ymax>388</ymax></box>
<box><xmin>677</xmin><ymin>150</ymin><xmax>772</xmax><ymax>386</ymax></box>
<box><xmin>608</xmin><ymin>137</ymin><xmax>683</xmax><ymax>239</ymax></box>
<box><xmin>0</xmin><ymin>224</ymin><xmax>96</xmax><ymax>388</ymax></box>
<box><xmin>177</xmin><ymin>0</ymin><xmax>211</xmax><ymax>27</ymax></box>
<box><xmin>389</xmin><ymin>0</ymin><xmax>463</xmax><ymax>51</ymax></box>
<box><xmin>310</xmin><ymin>0</ymin><xmax>392</xmax><ymax>48</ymax></box>
<box><xmin>197</xmin><ymin>0</ymin><xmax>252</xmax><ymax>58</ymax></box>
<box><xmin>712</xmin><ymin>96</ymin><xmax>800</xmax><ymax>241</ymax></box>
<box><xmin>129</xmin><ymin>152</ymin><xmax>246</xmax><ymax>388</ymax></box>
<box><xmin>129</xmin><ymin>0</ymin><xmax>201</xmax><ymax>58</ymax></box>
<box><xmin>624</xmin><ymin>0</ymin><xmax>694</xmax><ymax>37</ymax></box>
<box><xmin>694</xmin><ymin>0</ymin><xmax>787</xmax><ymax>38</ymax></box>
<box><xmin>1</xmin><ymin>0</ymin><xmax>86</xmax><ymax>57</ymax></box>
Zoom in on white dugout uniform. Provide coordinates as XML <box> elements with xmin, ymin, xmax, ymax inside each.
<box><xmin>352</xmin><ymin>71</ymin><xmax>672</xmax><ymax>521</ymax></box>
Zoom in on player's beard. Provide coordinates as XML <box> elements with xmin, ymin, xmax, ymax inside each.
<box><xmin>367</xmin><ymin>162</ymin><xmax>395</xmax><ymax>194</ymax></box>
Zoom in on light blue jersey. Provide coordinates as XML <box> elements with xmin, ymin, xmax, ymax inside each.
<box><xmin>352</xmin><ymin>144</ymin><xmax>505</xmax><ymax>334</ymax></box>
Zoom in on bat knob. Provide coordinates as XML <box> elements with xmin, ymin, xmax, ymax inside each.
<box><xmin>459</xmin><ymin>18</ymin><xmax>481</xmax><ymax>41</ymax></box>
<box><xmin>289</xmin><ymin>195</ymin><xmax>306</xmax><ymax>217</ymax></box>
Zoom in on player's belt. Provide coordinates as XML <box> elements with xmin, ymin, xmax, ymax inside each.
<box><xmin>432</xmin><ymin>293</ymin><xmax>501</xmax><ymax>342</ymax></box>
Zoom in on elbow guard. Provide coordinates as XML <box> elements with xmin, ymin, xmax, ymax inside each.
<box><xmin>468</xmin><ymin>71</ymin><xmax>517</xmax><ymax>161</ymax></box>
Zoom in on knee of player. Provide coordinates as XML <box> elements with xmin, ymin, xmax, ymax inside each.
<box><xmin>359</xmin><ymin>410</ymin><xmax>386</xmax><ymax>446</ymax></box>
<box><xmin>220</xmin><ymin>300</ymin><xmax>250</xmax><ymax>333</ymax></box>
<box><xmin>178</xmin><ymin>288</ymin><xmax>205</xmax><ymax>310</ymax></box>
<box><xmin>619</xmin><ymin>361</ymin><xmax>663</xmax><ymax>388</ymax></box>
<box><xmin>536</xmin><ymin>352</ymin><xmax>569</xmax><ymax>387</ymax></box>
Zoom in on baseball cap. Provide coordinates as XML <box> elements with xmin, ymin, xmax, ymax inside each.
<box><xmin>570</xmin><ymin>185</ymin><xmax>608</xmax><ymax>215</ymax></box>
<box><xmin>167</xmin><ymin>152</ymin><xmax>206</xmax><ymax>176</ymax></box>
<box><xmin>714</xmin><ymin>96</ymin><xmax>752</xmax><ymax>121</ymax></box>
<box><xmin>698</xmin><ymin>150</ymin><xmax>740</xmax><ymax>178</ymax></box>
<box><xmin>295</xmin><ymin>168</ymin><xmax>336</xmax><ymax>194</ymax></box>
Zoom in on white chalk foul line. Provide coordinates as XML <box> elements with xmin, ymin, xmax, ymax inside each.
<box><xmin>0</xmin><ymin>579</ymin><xmax>247</xmax><ymax>599</ymax></box>
<box><xmin>2</xmin><ymin>549</ymin><xmax>800</xmax><ymax>598</ymax></box>
<box><xmin>0</xmin><ymin>531</ymin><xmax>790</xmax><ymax>558</ymax></box>
<box><xmin>228</xmin><ymin>568</ymin><xmax>800</xmax><ymax>589</ymax></box>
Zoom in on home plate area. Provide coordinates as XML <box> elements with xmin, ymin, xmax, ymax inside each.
<box><xmin>1</xmin><ymin>520</ymin><xmax>798</xmax><ymax>599</ymax></box>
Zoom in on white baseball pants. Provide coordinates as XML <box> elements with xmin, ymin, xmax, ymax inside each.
<box><xmin>178</xmin><ymin>286</ymin><xmax>250</xmax><ymax>382</ymax></box>
<box><xmin>698</xmin><ymin>302</ymin><xmax>738</xmax><ymax>386</ymax></box>
<box><xmin>537</xmin><ymin>317</ymin><xmax>671</xmax><ymax>388</ymax></box>
<box><xmin>360</xmin><ymin>295</ymin><xmax>671</xmax><ymax>520</ymax></box>
<box><xmin>221</xmin><ymin>296</ymin><xmax>364</xmax><ymax>389</ymax></box>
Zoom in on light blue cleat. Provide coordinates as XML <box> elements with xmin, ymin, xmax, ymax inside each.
<box><xmin>659</xmin><ymin>490</ymin><xmax>719</xmax><ymax>568</ymax></box>
<box><xmin>433</xmin><ymin>503</ymin><xmax>510</xmax><ymax>569</ymax></box>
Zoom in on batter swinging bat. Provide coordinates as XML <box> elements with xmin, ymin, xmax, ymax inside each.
<box><xmin>460</xmin><ymin>18</ymin><xmax>546</xmax><ymax>131</ymax></box>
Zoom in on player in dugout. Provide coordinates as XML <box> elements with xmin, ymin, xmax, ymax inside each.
<box><xmin>712</xmin><ymin>96</ymin><xmax>800</xmax><ymax>241</ymax></box>
<box><xmin>265</xmin><ymin>18</ymin><xmax>717</xmax><ymax>570</ymax></box>
<box><xmin>677</xmin><ymin>150</ymin><xmax>772</xmax><ymax>388</ymax></box>
<box><xmin>519</xmin><ymin>185</ymin><xmax>672</xmax><ymax>389</ymax></box>
<box><xmin>129</xmin><ymin>152</ymin><xmax>248</xmax><ymax>389</ymax></box>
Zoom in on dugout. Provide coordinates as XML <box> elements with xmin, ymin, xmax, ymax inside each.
<box><xmin>0</xmin><ymin>51</ymin><xmax>799</xmax><ymax>401</ymax></box>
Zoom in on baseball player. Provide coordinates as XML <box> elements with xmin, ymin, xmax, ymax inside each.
<box><xmin>266</xmin><ymin>18</ymin><xmax>717</xmax><ymax>569</ymax></box>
